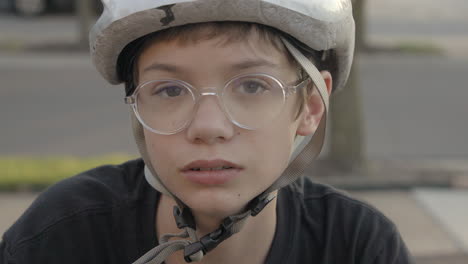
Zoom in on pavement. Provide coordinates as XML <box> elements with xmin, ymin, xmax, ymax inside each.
<box><xmin>1</xmin><ymin>0</ymin><xmax>468</xmax><ymax>262</ymax></box>
<box><xmin>366</xmin><ymin>0</ymin><xmax>468</xmax><ymax>59</ymax></box>
<box><xmin>352</xmin><ymin>189</ymin><xmax>468</xmax><ymax>260</ymax></box>
<box><xmin>0</xmin><ymin>0</ymin><xmax>468</xmax><ymax>57</ymax></box>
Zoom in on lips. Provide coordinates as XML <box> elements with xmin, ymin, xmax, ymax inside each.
<box><xmin>189</xmin><ymin>166</ymin><xmax>234</xmax><ymax>171</ymax></box>
<box><xmin>181</xmin><ymin>159</ymin><xmax>243</xmax><ymax>185</ymax></box>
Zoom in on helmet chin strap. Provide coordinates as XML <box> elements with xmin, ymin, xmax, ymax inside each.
<box><xmin>131</xmin><ymin>38</ymin><xmax>329</xmax><ymax>263</ymax></box>
<box><xmin>144</xmin><ymin>166</ymin><xmax>173</xmax><ymax>198</ymax></box>
<box><xmin>260</xmin><ymin>37</ymin><xmax>329</xmax><ymax>196</ymax></box>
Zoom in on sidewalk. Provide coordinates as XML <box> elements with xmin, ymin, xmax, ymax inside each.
<box><xmin>351</xmin><ymin>190</ymin><xmax>468</xmax><ymax>259</ymax></box>
<box><xmin>366</xmin><ymin>0</ymin><xmax>468</xmax><ymax>59</ymax></box>
<box><xmin>2</xmin><ymin>0</ymin><xmax>468</xmax><ymax>58</ymax></box>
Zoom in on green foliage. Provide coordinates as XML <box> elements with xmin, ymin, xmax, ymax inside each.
<box><xmin>395</xmin><ymin>42</ymin><xmax>443</xmax><ymax>55</ymax></box>
<box><xmin>0</xmin><ymin>155</ymin><xmax>136</xmax><ymax>192</ymax></box>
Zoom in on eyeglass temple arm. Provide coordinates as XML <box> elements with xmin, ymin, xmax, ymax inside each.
<box><xmin>124</xmin><ymin>96</ymin><xmax>135</xmax><ymax>104</ymax></box>
<box><xmin>287</xmin><ymin>78</ymin><xmax>311</xmax><ymax>95</ymax></box>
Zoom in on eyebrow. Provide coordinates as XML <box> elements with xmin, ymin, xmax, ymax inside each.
<box><xmin>142</xmin><ymin>59</ymin><xmax>279</xmax><ymax>74</ymax></box>
<box><xmin>143</xmin><ymin>63</ymin><xmax>180</xmax><ymax>73</ymax></box>
<box><xmin>230</xmin><ymin>59</ymin><xmax>280</xmax><ymax>71</ymax></box>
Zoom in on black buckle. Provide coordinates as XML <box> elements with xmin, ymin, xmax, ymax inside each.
<box><xmin>247</xmin><ymin>195</ymin><xmax>276</xmax><ymax>216</ymax></box>
<box><xmin>181</xmin><ymin>194</ymin><xmax>275</xmax><ymax>262</ymax></box>
<box><xmin>183</xmin><ymin>242</ymin><xmax>204</xmax><ymax>262</ymax></box>
<box><xmin>183</xmin><ymin>217</ymin><xmax>236</xmax><ymax>262</ymax></box>
<box><xmin>173</xmin><ymin>206</ymin><xmax>196</xmax><ymax>230</ymax></box>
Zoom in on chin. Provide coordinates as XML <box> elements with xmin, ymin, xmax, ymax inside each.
<box><xmin>180</xmin><ymin>188</ymin><xmax>251</xmax><ymax>218</ymax></box>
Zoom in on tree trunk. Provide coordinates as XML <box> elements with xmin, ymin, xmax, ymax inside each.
<box><xmin>328</xmin><ymin>0</ymin><xmax>366</xmax><ymax>173</ymax></box>
<box><xmin>76</xmin><ymin>0</ymin><xmax>94</xmax><ymax>49</ymax></box>
<box><xmin>353</xmin><ymin>0</ymin><xmax>367</xmax><ymax>52</ymax></box>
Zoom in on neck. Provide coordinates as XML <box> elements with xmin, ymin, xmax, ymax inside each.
<box><xmin>156</xmin><ymin>193</ymin><xmax>278</xmax><ymax>264</ymax></box>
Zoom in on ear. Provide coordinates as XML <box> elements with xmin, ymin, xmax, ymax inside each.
<box><xmin>296</xmin><ymin>71</ymin><xmax>332</xmax><ymax>136</ymax></box>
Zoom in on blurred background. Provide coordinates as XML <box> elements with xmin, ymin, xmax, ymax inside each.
<box><xmin>1</xmin><ymin>0</ymin><xmax>468</xmax><ymax>263</ymax></box>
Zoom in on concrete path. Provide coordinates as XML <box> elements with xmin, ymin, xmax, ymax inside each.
<box><xmin>413</xmin><ymin>189</ymin><xmax>468</xmax><ymax>253</ymax></box>
<box><xmin>0</xmin><ymin>193</ymin><xmax>37</xmax><ymax>239</ymax></box>
<box><xmin>351</xmin><ymin>191</ymin><xmax>462</xmax><ymax>257</ymax></box>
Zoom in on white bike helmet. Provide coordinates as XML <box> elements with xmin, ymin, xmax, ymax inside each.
<box><xmin>90</xmin><ymin>1</ymin><xmax>355</xmax><ymax>263</ymax></box>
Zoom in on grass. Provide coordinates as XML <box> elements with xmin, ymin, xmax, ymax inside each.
<box><xmin>395</xmin><ymin>41</ymin><xmax>444</xmax><ymax>55</ymax></box>
<box><xmin>0</xmin><ymin>40</ymin><xmax>26</xmax><ymax>52</ymax></box>
<box><xmin>0</xmin><ymin>154</ymin><xmax>136</xmax><ymax>192</ymax></box>
<box><xmin>365</xmin><ymin>41</ymin><xmax>444</xmax><ymax>56</ymax></box>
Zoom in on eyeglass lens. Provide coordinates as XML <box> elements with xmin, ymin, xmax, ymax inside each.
<box><xmin>135</xmin><ymin>74</ymin><xmax>286</xmax><ymax>134</ymax></box>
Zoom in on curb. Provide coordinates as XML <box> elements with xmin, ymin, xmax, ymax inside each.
<box><xmin>307</xmin><ymin>159</ymin><xmax>468</xmax><ymax>191</ymax></box>
<box><xmin>0</xmin><ymin>40</ymin><xmax>88</xmax><ymax>54</ymax></box>
<box><xmin>415</xmin><ymin>253</ymin><xmax>468</xmax><ymax>264</ymax></box>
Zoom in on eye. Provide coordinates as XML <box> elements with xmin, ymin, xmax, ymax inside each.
<box><xmin>153</xmin><ymin>83</ymin><xmax>188</xmax><ymax>98</ymax></box>
<box><xmin>236</xmin><ymin>79</ymin><xmax>270</xmax><ymax>95</ymax></box>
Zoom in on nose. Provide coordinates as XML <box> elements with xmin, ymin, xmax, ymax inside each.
<box><xmin>186</xmin><ymin>94</ymin><xmax>235</xmax><ymax>144</ymax></box>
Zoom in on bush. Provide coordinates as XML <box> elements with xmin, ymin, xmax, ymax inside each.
<box><xmin>0</xmin><ymin>155</ymin><xmax>136</xmax><ymax>192</ymax></box>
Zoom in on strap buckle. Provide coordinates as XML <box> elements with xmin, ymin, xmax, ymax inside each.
<box><xmin>173</xmin><ymin>206</ymin><xmax>196</xmax><ymax>229</ymax></box>
<box><xmin>183</xmin><ymin>217</ymin><xmax>235</xmax><ymax>262</ymax></box>
<box><xmin>247</xmin><ymin>194</ymin><xmax>276</xmax><ymax>216</ymax></box>
<box><xmin>181</xmin><ymin>194</ymin><xmax>276</xmax><ymax>262</ymax></box>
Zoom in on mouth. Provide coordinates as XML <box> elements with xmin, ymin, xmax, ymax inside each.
<box><xmin>188</xmin><ymin>166</ymin><xmax>235</xmax><ymax>171</ymax></box>
<box><xmin>181</xmin><ymin>159</ymin><xmax>243</xmax><ymax>185</ymax></box>
<box><xmin>182</xmin><ymin>159</ymin><xmax>242</xmax><ymax>172</ymax></box>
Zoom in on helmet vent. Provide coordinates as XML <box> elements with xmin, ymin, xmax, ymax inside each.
<box><xmin>156</xmin><ymin>4</ymin><xmax>176</xmax><ymax>26</ymax></box>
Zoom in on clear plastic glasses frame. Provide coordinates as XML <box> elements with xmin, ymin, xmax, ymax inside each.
<box><xmin>125</xmin><ymin>73</ymin><xmax>311</xmax><ymax>135</ymax></box>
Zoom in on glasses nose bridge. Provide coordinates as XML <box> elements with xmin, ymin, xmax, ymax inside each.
<box><xmin>194</xmin><ymin>86</ymin><xmax>224</xmax><ymax>106</ymax></box>
<box><xmin>198</xmin><ymin>87</ymin><xmax>220</xmax><ymax>97</ymax></box>
<box><xmin>190</xmin><ymin>86</ymin><xmax>232</xmax><ymax>126</ymax></box>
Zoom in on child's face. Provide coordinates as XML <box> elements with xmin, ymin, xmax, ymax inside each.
<box><xmin>137</xmin><ymin>33</ymin><xmax>323</xmax><ymax>217</ymax></box>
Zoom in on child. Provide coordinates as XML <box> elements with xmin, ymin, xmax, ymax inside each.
<box><xmin>1</xmin><ymin>0</ymin><xmax>413</xmax><ymax>263</ymax></box>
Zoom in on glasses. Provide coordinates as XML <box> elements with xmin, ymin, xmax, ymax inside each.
<box><xmin>125</xmin><ymin>73</ymin><xmax>310</xmax><ymax>135</ymax></box>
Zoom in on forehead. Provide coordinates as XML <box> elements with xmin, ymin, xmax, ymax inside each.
<box><xmin>136</xmin><ymin>23</ymin><xmax>298</xmax><ymax>72</ymax></box>
<box><xmin>136</xmin><ymin>26</ymin><xmax>299</xmax><ymax>83</ymax></box>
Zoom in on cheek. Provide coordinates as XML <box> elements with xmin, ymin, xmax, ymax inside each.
<box><xmin>248</xmin><ymin>107</ymin><xmax>298</xmax><ymax>182</ymax></box>
<box><xmin>143</xmin><ymin>131</ymin><xmax>180</xmax><ymax>180</ymax></box>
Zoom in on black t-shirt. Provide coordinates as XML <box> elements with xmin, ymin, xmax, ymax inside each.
<box><xmin>1</xmin><ymin>159</ymin><xmax>413</xmax><ymax>263</ymax></box>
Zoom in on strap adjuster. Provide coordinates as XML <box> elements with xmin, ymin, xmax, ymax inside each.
<box><xmin>183</xmin><ymin>217</ymin><xmax>236</xmax><ymax>262</ymax></box>
<box><xmin>247</xmin><ymin>194</ymin><xmax>276</xmax><ymax>216</ymax></box>
<box><xmin>173</xmin><ymin>206</ymin><xmax>196</xmax><ymax>229</ymax></box>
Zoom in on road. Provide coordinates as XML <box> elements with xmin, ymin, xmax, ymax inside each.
<box><xmin>1</xmin><ymin>52</ymin><xmax>467</xmax><ymax>158</ymax></box>
<box><xmin>0</xmin><ymin>53</ymin><xmax>137</xmax><ymax>156</ymax></box>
